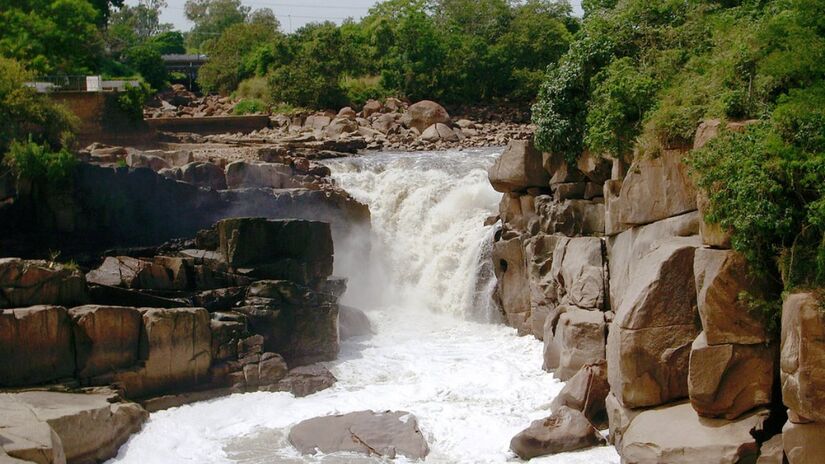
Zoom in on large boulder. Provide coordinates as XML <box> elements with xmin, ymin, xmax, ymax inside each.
<box><xmin>401</xmin><ymin>100</ymin><xmax>450</xmax><ymax>133</ymax></box>
<box><xmin>140</xmin><ymin>149</ymin><xmax>194</xmax><ymax>168</ymax></box>
<box><xmin>509</xmin><ymin>406</ymin><xmax>606</xmax><ymax>460</ymax></box>
<box><xmin>614</xmin><ymin>149</ymin><xmax>697</xmax><ymax>227</ymax></box>
<box><xmin>420</xmin><ymin>123</ymin><xmax>458</xmax><ymax>142</ymax></box>
<box><xmin>783</xmin><ymin>420</ymin><xmax>825</xmax><ymax>464</ymax></box>
<box><xmin>492</xmin><ymin>236</ymin><xmax>530</xmax><ymax>333</ymax></box>
<box><xmin>694</xmin><ymin>248</ymin><xmax>771</xmax><ymax>345</ymax></box>
<box><xmin>69</xmin><ymin>305</ymin><xmax>142</xmax><ymax>379</ymax></box>
<box><xmin>289</xmin><ymin>410</ymin><xmax>429</xmax><ymax>459</ymax></box>
<box><xmin>542</xmin><ymin>151</ymin><xmax>586</xmax><ymax>185</ymax></box>
<box><xmin>0</xmin><ymin>391</ymin><xmax>147</xmax><ymax>464</ymax></box>
<box><xmin>550</xmin><ymin>237</ymin><xmax>605</xmax><ymax>310</ymax></box>
<box><xmin>86</xmin><ymin>256</ymin><xmax>174</xmax><ymax>290</ymax></box>
<box><xmin>115</xmin><ymin>308</ymin><xmax>212</xmax><ymax>398</ymax></box>
<box><xmin>620</xmin><ymin>402</ymin><xmax>768</xmax><ymax>464</ymax></box>
<box><xmin>535</xmin><ymin>197</ymin><xmax>605</xmax><ymax>236</ymax></box>
<box><xmin>323</xmin><ymin>118</ymin><xmax>359</xmax><ymax>140</ymax></box>
<box><xmin>688</xmin><ymin>332</ymin><xmax>775</xmax><ymax>419</ymax></box>
<box><xmin>488</xmin><ymin>140</ymin><xmax>550</xmax><ymax>193</ymax></box>
<box><xmin>217</xmin><ymin>218</ymin><xmax>334</xmax><ymax>285</ymax></box>
<box><xmin>545</xmin><ymin>308</ymin><xmax>606</xmax><ymax>381</ymax></box>
<box><xmin>524</xmin><ymin>234</ymin><xmax>562</xmax><ymax>339</ymax></box>
<box><xmin>756</xmin><ymin>434</ymin><xmax>784</xmax><ymax>464</ymax></box>
<box><xmin>550</xmin><ymin>361</ymin><xmax>610</xmax><ymax>427</ymax></box>
<box><xmin>181</xmin><ymin>162</ymin><xmax>228</xmax><ymax>190</ymax></box>
<box><xmin>224</xmin><ymin>161</ymin><xmax>296</xmax><ymax>190</ymax></box>
<box><xmin>781</xmin><ymin>292</ymin><xmax>825</xmax><ymax>423</ymax></box>
<box><xmin>0</xmin><ymin>259</ymin><xmax>88</xmax><ymax>309</ymax></box>
<box><xmin>607</xmin><ymin>216</ymin><xmax>701</xmax><ymax>408</ymax></box>
<box><xmin>0</xmin><ymin>306</ymin><xmax>74</xmax><ymax>387</ymax></box>
<box><xmin>274</xmin><ymin>364</ymin><xmax>337</xmax><ymax>397</ymax></box>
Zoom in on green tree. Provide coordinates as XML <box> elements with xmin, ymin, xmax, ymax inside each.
<box><xmin>184</xmin><ymin>0</ymin><xmax>250</xmax><ymax>50</ymax></box>
<box><xmin>123</xmin><ymin>44</ymin><xmax>167</xmax><ymax>89</ymax></box>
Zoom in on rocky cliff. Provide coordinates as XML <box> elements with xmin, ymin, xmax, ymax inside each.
<box><xmin>490</xmin><ymin>122</ymin><xmax>820</xmax><ymax>463</ymax></box>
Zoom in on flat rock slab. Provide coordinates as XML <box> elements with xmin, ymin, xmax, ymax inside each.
<box><xmin>288</xmin><ymin>410</ymin><xmax>429</xmax><ymax>459</ymax></box>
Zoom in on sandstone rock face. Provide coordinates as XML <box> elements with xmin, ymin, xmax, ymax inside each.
<box><xmin>550</xmin><ymin>237</ymin><xmax>605</xmax><ymax>310</ymax></box>
<box><xmin>218</xmin><ymin>218</ymin><xmax>334</xmax><ymax>286</ymax></box>
<box><xmin>289</xmin><ymin>410</ymin><xmax>429</xmax><ymax>459</ymax></box>
<box><xmin>0</xmin><ymin>391</ymin><xmax>147</xmax><ymax>464</ymax></box>
<box><xmin>614</xmin><ymin>149</ymin><xmax>697</xmax><ymax>227</ymax></box>
<box><xmin>510</xmin><ymin>406</ymin><xmax>606</xmax><ymax>460</ymax></box>
<box><xmin>0</xmin><ymin>306</ymin><xmax>74</xmax><ymax>387</ymax></box>
<box><xmin>781</xmin><ymin>292</ymin><xmax>825</xmax><ymax>423</ymax></box>
<box><xmin>603</xmin><ymin>179</ymin><xmax>629</xmax><ymax>236</ymax></box>
<box><xmin>181</xmin><ymin>162</ymin><xmax>228</xmax><ymax>190</ymax></box>
<box><xmin>783</xmin><ymin>420</ymin><xmax>825</xmax><ymax>464</ymax></box>
<box><xmin>688</xmin><ymin>332</ymin><xmax>775</xmax><ymax>419</ymax></box>
<box><xmin>69</xmin><ymin>305</ymin><xmax>142</xmax><ymax>379</ymax></box>
<box><xmin>0</xmin><ymin>259</ymin><xmax>88</xmax><ymax>309</ymax></box>
<box><xmin>697</xmin><ymin>191</ymin><xmax>732</xmax><ymax>248</ymax></box>
<box><xmin>694</xmin><ymin>248</ymin><xmax>770</xmax><ymax>345</ymax></box>
<box><xmin>224</xmin><ymin>161</ymin><xmax>297</xmax><ymax>190</ymax></box>
<box><xmin>401</xmin><ymin>100</ymin><xmax>450</xmax><ymax>132</ymax></box>
<box><xmin>535</xmin><ymin>197</ymin><xmax>604</xmax><ymax>236</ymax></box>
<box><xmin>607</xmin><ymin>215</ymin><xmax>701</xmax><ymax>408</ymax></box>
<box><xmin>488</xmin><ymin>140</ymin><xmax>549</xmax><ymax>193</ymax></box>
<box><xmin>542</xmin><ymin>151</ymin><xmax>585</xmax><ymax>186</ymax></box>
<box><xmin>546</xmin><ymin>308</ymin><xmax>606</xmax><ymax>381</ymax></box>
<box><xmin>524</xmin><ymin>234</ymin><xmax>561</xmax><ymax>339</ymax></box>
<box><xmin>605</xmin><ymin>392</ymin><xmax>641</xmax><ymax>449</ymax></box>
<box><xmin>115</xmin><ymin>308</ymin><xmax>212</xmax><ymax>398</ymax></box>
<box><xmin>620</xmin><ymin>402</ymin><xmax>768</xmax><ymax>464</ymax></box>
<box><xmin>550</xmin><ymin>361</ymin><xmax>610</xmax><ymax>427</ymax></box>
<box><xmin>756</xmin><ymin>434</ymin><xmax>784</xmax><ymax>464</ymax></box>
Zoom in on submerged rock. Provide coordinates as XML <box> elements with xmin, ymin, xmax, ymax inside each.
<box><xmin>510</xmin><ymin>406</ymin><xmax>605</xmax><ymax>459</ymax></box>
<box><xmin>289</xmin><ymin>410</ymin><xmax>429</xmax><ymax>459</ymax></box>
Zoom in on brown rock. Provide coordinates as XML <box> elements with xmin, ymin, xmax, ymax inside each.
<box><xmin>756</xmin><ymin>434</ymin><xmax>784</xmax><ymax>464</ymax></box>
<box><xmin>550</xmin><ymin>361</ymin><xmax>610</xmax><ymax>427</ymax></box>
<box><xmin>545</xmin><ymin>308</ymin><xmax>606</xmax><ymax>381</ymax></box>
<box><xmin>86</xmin><ymin>256</ymin><xmax>173</xmax><ymax>290</ymax></box>
<box><xmin>361</xmin><ymin>99</ymin><xmax>383</xmax><ymax>118</ymax></box>
<box><xmin>781</xmin><ymin>292</ymin><xmax>825</xmax><ymax>423</ymax></box>
<box><xmin>401</xmin><ymin>100</ymin><xmax>450</xmax><ymax>132</ymax></box>
<box><xmin>688</xmin><ymin>332</ymin><xmax>775</xmax><ymax>419</ymax></box>
<box><xmin>697</xmin><ymin>190</ymin><xmax>732</xmax><ymax>248</ymax></box>
<box><xmin>69</xmin><ymin>305</ymin><xmax>142</xmax><ymax>379</ymax></box>
<box><xmin>421</xmin><ymin>123</ymin><xmax>458</xmax><ymax>142</ymax></box>
<box><xmin>125</xmin><ymin>152</ymin><xmax>170</xmax><ymax>172</ymax></box>
<box><xmin>224</xmin><ymin>161</ymin><xmax>297</xmax><ymax>189</ymax></box>
<box><xmin>0</xmin><ymin>259</ymin><xmax>88</xmax><ymax>309</ymax></box>
<box><xmin>258</xmin><ymin>352</ymin><xmax>288</xmax><ymax>385</ymax></box>
<box><xmin>535</xmin><ymin>197</ymin><xmax>605</xmax><ymax>236</ymax></box>
<box><xmin>783</xmin><ymin>420</ymin><xmax>825</xmax><ymax>464</ymax></box>
<box><xmin>576</xmin><ymin>150</ymin><xmax>612</xmax><ymax>184</ymax></box>
<box><xmin>509</xmin><ymin>406</ymin><xmax>606</xmax><ymax>460</ymax></box>
<box><xmin>181</xmin><ymin>162</ymin><xmax>228</xmax><ymax>190</ymax></box>
<box><xmin>615</xmin><ymin>149</ymin><xmax>697</xmax><ymax>226</ymax></box>
<box><xmin>550</xmin><ymin>237</ymin><xmax>605</xmax><ymax>310</ymax></box>
<box><xmin>488</xmin><ymin>140</ymin><xmax>550</xmax><ymax>193</ymax></box>
<box><xmin>542</xmin><ymin>151</ymin><xmax>585</xmax><ymax>185</ymax></box>
<box><xmin>492</xmin><ymin>236</ymin><xmax>530</xmax><ymax>332</ymax></box>
<box><xmin>605</xmin><ymin>391</ymin><xmax>641</xmax><ymax>448</ymax></box>
<box><xmin>274</xmin><ymin>364</ymin><xmax>336</xmax><ymax>397</ymax></box>
<box><xmin>620</xmin><ymin>402</ymin><xmax>768</xmax><ymax>464</ymax></box>
<box><xmin>524</xmin><ymin>234</ymin><xmax>561</xmax><ymax>339</ymax></box>
<box><xmin>0</xmin><ymin>306</ymin><xmax>74</xmax><ymax>387</ymax></box>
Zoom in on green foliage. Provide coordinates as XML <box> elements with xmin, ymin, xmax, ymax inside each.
<box><xmin>184</xmin><ymin>0</ymin><xmax>251</xmax><ymax>50</ymax></box>
<box><xmin>0</xmin><ymin>0</ymin><xmax>103</xmax><ymax>75</ymax></box>
<box><xmin>148</xmin><ymin>31</ymin><xmax>185</xmax><ymax>55</ymax></box>
<box><xmin>0</xmin><ymin>57</ymin><xmax>77</xmax><ymax>156</ymax></box>
<box><xmin>4</xmin><ymin>139</ymin><xmax>78</xmax><ymax>187</ymax></box>
<box><xmin>117</xmin><ymin>82</ymin><xmax>153</xmax><ymax>120</ymax></box>
<box><xmin>232</xmin><ymin>98</ymin><xmax>268</xmax><ymax>115</ymax></box>
<box><xmin>341</xmin><ymin>76</ymin><xmax>392</xmax><ymax>106</ymax></box>
<box><xmin>123</xmin><ymin>44</ymin><xmax>167</xmax><ymax>90</ymax></box>
<box><xmin>233</xmin><ymin>77</ymin><xmax>271</xmax><ymax>101</ymax></box>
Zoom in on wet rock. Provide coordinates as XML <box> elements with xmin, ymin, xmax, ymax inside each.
<box><xmin>781</xmin><ymin>292</ymin><xmax>825</xmax><ymax>423</ymax></box>
<box><xmin>289</xmin><ymin>410</ymin><xmax>429</xmax><ymax>459</ymax></box>
<box><xmin>401</xmin><ymin>100</ymin><xmax>450</xmax><ymax>132</ymax></box>
<box><xmin>614</xmin><ymin>149</ymin><xmax>697</xmax><ymax>226</ymax></box>
<box><xmin>274</xmin><ymin>364</ymin><xmax>337</xmax><ymax>397</ymax></box>
<box><xmin>224</xmin><ymin>161</ymin><xmax>296</xmax><ymax>189</ymax></box>
<box><xmin>69</xmin><ymin>305</ymin><xmax>142</xmax><ymax>379</ymax></box>
<box><xmin>550</xmin><ymin>361</ymin><xmax>610</xmax><ymax>428</ymax></box>
<box><xmin>492</xmin><ymin>236</ymin><xmax>530</xmax><ymax>333</ymax></box>
<box><xmin>510</xmin><ymin>406</ymin><xmax>606</xmax><ymax>460</ymax></box>
<box><xmin>620</xmin><ymin>402</ymin><xmax>768</xmax><ymax>464</ymax></box>
<box><xmin>783</xmin><ymin>420</ymin><xmax>825</xmax><ymax>464</ymax></box>
<box><xmin>0</xmin><ymin>259</ymin><xmax>88</xmax><ymax>309</ymax></box>
<box><xmin>339</xmin><ymin>305</ymin><xmax>373</xmax><ymax>340</ymax></box>
<box><xmin>0</xmin><ymin>391</ymin><xmax>147</xmax><ymax>464</ymax></box>
<box><xmin>688</xmin><ymin>331</ymin><xmax>775</xmax><ymax>419</ymax></box>
<box><xmin>488</xmin><ymin>140</ymin><xmax>549</xmax><ymax>193</ymax></box>
<box><xmin>0</xmin><ymin>306</ymin><xmax>74</xmax><ymax>387</ymax></box>
<box><xmin>694</xmin><ymin>248</ymin><xmax>772</xmax><ymax>345</ymax></box>
<box><xmin>258</xmin><ymin>352</ymin><xmax>288</xmax><ymax>385</ymax></box>
<box><xmin>181</xmin><ymin>162</ymin><xmax>228</xmax><ymax>190</ymax></box>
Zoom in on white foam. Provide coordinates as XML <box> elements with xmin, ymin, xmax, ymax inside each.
<box><xmin>107</xmin><ymin>148</ymin><xmax>619</xmax><ymax>464</ymax></box>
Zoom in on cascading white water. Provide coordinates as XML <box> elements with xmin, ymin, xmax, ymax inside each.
<box><xmin>108</xmin><ymin>148</ymin><xmax>619</xmax><ymax>464</ymax></box>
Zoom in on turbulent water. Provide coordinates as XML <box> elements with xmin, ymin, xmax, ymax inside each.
<box><xmin>108</xmin><ymin>148</ymin><xmax>619</xmax><ymax>464</ymax></box>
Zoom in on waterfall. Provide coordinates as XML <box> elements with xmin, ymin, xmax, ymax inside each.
<box><xmin>325</xmin><ymin>147</ymin><xmax>504</xmax><ymax>322</ymax></box>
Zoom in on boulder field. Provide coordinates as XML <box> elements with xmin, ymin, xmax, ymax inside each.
<box><xmin>490</xmin><ymin>120</ymin><xmax>821</xmax><ymax>462</ymax></box>
<box><xmin>0</xmin><ymin>217</ymin><xmax>366</xmax><ymax>463</ymax></box>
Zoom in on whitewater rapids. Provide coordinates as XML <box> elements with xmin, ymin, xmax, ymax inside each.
<box><xmin>108</xmin><ymin>148</ymin><xmax>619</xmax><ymax>463</ymax></box>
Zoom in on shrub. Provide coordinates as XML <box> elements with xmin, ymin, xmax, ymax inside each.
<box><xmin>341</xmin><ymin>75</ymin><xmax>391</xmax><ymax>106</ymax></box>
<box><xmin>233</xmin><ymin>98</ymin><xmax>268</xmax><ymax>115</ymax></box>
<box><xmin>4</xmin><ymin>139</ymin><xmax>78</xmax><ymax>187</ymax></box>
<box><xmin>233</xmin><ymin>76</ymin><xmax>271</xmax><ymax>101</ymax></box>
<box><xmin>117</xmin><ymin>82</ymin><xmax>153</xmax><ymax>121</ymax></box>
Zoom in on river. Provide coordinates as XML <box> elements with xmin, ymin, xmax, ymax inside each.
<box><xmin>108</xmin><ymin>148</ymin><xmax>620</xmax><ymax>463</ymax></box>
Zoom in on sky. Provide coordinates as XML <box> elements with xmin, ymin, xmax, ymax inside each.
<box><xmin>127</xmin><ymin>0</ymin><xmax>584</xmax><ymax>34</ymax></box>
